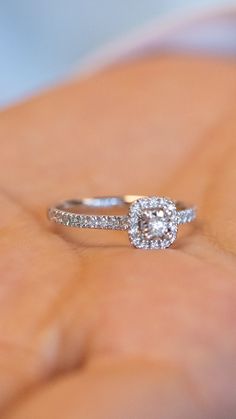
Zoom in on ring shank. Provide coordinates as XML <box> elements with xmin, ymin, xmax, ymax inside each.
<box><xmin>57</xmin><ymin>195</ymin><xmax>144</xmax><ymax>210</ymax></box>
<box><xmin>56</xmin><ymin>195</ymin><xmax>190</xmax><ymax>210</ymax></box>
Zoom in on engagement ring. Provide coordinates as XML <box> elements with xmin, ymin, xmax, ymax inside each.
<box><xmin>48</xmin><ymin>196</ymin><xmax>196</xmax><ymax>249</ymax></box>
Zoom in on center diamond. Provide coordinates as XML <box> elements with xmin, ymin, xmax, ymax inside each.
<box><xmin>139</xmin><ymin>210</ymin><xmax>167</xmax><ymax>239</ymax></box>
<box><xmin>128</xmin><ymin>197</ymin><xmax>178</xmax><ymax>249</ymax></box>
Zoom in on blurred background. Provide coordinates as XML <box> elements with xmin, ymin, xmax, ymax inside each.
<box><xmin>0</xmin><ymin>0</ymin><xmax>236</xmax><ymax>107</ymax></box>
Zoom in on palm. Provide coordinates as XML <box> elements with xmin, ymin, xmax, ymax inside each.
<box><xmin>1</xmin><ymin>56</ymin><xmax>236</xmax><ymax>419</ymax></box>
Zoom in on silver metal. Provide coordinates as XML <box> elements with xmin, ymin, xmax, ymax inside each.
<box><xmin>48</xmin><ymin>195</ymin><xmax>196</xmax><ymax>249</ymax></box>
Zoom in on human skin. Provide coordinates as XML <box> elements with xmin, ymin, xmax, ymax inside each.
<box><xmin>0</xmin><ymin>55</ymin><xmax>236</xmax><ymax>418</ymax></box>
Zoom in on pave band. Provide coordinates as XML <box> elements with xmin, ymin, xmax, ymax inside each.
<box><xmin>48</xmin><ymin>195</ymin><xmax>196</xmax><ymax>249</ymax></box>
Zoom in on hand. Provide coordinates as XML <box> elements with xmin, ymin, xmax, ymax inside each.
<box><xmin>1</xmin><ymin>55</ymin><xmax>236</xmax><ymax>418</ymax></box>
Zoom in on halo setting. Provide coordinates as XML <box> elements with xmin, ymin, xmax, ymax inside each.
<box><xmin>128</xmin><ymin>197</ymin><xmax>178</xmax><ymax>249</ymax></box>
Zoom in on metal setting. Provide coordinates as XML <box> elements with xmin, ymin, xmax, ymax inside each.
<box><xmin>48</xmin><ymin>195</ymin><xmax>196</xmax><ymax>249</ymax></box>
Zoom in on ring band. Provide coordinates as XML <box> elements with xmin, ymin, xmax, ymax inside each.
<box><xmin>48</xmin><ymin>195</ymin><xmax>196</xmax><ymax>249</ymax></box>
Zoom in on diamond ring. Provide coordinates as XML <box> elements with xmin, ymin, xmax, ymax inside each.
<box><xmin>48</xmin><ymin>195</ymin><xmax>196</xmax><ymax>249</ymax></box>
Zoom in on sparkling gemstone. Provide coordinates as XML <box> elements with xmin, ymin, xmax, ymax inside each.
<box><xmin>139</xmin><ymin>210</ymin><xmax>168</xmax><ymax>239</ymax></box>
